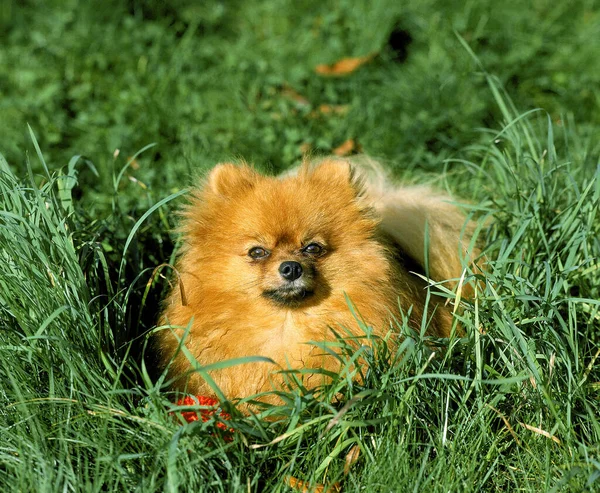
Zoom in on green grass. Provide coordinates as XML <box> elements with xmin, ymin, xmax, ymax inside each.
<box><xmin>1</xmin><ymin>1</ymin><xmax>600</xmax><ymax>491</ymax></box>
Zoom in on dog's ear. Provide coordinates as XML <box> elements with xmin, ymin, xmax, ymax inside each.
<box><xmin>306</xmin><ymin>159</ymin><xmax>365</xmax><ymax>197</ymax></box>
<box><xmin>207</xmin><ymin>163</ymin><xmax>257</xmax><ymax>196</ymax></box>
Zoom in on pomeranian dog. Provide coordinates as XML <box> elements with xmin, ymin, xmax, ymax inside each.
<box><xmin>157</xmin><ymin>157</ymin><xmax>477</xmax><ymax>401</ymax></box>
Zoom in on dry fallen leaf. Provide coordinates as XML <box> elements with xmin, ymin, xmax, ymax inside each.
<box><xmin>318</xmin><ymin>104</ymin><xmax>349</xmax><ymax>115</ymax></box>
<box><xmin>332</xmin><ymin>139</ymin><xmax>359</xmax><ymax>157</ymax></box>
<box><xmin>281</xmin><ymin>86</ymin><xmax>310</xmax><ymax>107</ymax></box>
<box><xmin>127</xmin><ymin>157</ymin><xmax>140</xmax><ymax>170</ymax></box>
<box><xmin>315</xmin><ymin>53</ymin><xmax>376</xmax><ymax>76</ymax></box>
<box><xmin>308</xmin><ymin>104</ymin><xmax>350</xmax><ymax>119</ymax></box>
<box><xmin>344</xmin><ymin>445</ymin><xmax>361</xmax><ymax>475</ymax></box>
<box><xmin>285</xmin><ymin>476</ymin><xmax>341</xmax><ymax>493</ymax></box>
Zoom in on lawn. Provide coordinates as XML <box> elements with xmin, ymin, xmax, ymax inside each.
<box><xmin>1</xmin><ymin>0</ymin><xmax>599</xmax><ymax>491</ymax></box>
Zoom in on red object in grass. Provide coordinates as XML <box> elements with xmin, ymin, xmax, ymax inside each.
<box><xmin>176</xmin><ymin>395</ymin><xmax>233</xmax><ymax>433</ymax></box>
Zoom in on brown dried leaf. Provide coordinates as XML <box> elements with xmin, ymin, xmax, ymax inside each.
<box><xmin>315</xmin><ymin>53</ymin><xmax>376</xmax><ymax>76</ymax></box>
<box><xmin>281</xmin><ymin>86</ymin><xmax>310</xmax><ymax>107</ymax></box>
<box><xmin>319</xmin><ymin>104</ymin><xmax>349</xmax><ymax>115</ymax></box>
<box><xmin>127</xmin><ymin>157</ymin><xmax>140</xmax><ymax>170</ymax></box>
<box><xmin>285</xmin><ymin>476</ymin><xmax>341</xmax><ymax>493</ymax></box>
<box><xmin>308</xmin><ymin>104</ymin><xmax>350</xmax><ymax>119</ymax></box>
<box><xmin>344</xmin><ymin>445</ymin><xmax>361</xmax><ymax>475</ymax></box>
<box><xmin>332</xmin><ymin>139</ymin><xmax>358</xmax><ymax>157</ymax></box>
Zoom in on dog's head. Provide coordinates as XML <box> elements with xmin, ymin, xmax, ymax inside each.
<box><xmin>181</xmin><ymin>160</ymin><xmax>387</xmax><ymax>310</ymax></box>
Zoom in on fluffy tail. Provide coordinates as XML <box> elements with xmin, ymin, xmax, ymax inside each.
<box><xmin>351</xmin><ymin>156</ymin><xmax>478</xmax><ymax>289</ymax></box>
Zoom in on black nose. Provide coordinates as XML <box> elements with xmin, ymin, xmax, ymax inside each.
<box><xmin>279</xmin><ymin>261</ymin><xmax>303</xmax><ymax>281</ymax></box>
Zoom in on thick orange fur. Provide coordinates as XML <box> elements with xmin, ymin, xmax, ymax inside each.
<box><xmin>157</xmin><ymin>158</ymin><xmax>477</xmax><ymax>400</ymax></box>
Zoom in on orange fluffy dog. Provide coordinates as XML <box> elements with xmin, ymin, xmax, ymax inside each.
<box><xmin>157</xmin><ymin>158</ymin><xmax>476</xmax><ymax>400</ymax></box>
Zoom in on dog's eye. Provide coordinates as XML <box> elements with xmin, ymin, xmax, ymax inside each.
<box><xmin>248</xmin><ymin>247</ymin><xmax>269</xmax><ymax>259</ymax></box>
<box><xmin>302</xmin><ymin>243</ymin><xmax>323</xmax><ymax>255</ymax></box>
